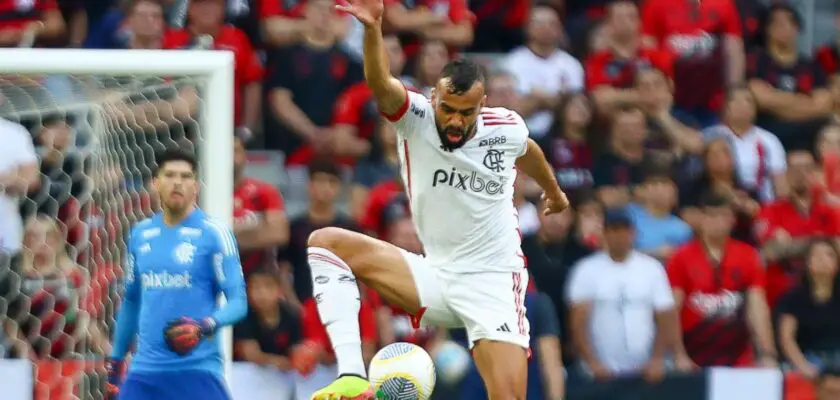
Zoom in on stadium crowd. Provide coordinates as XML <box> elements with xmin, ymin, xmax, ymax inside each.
<box><xmin>1</xmin><ymin>0</ymin><xmax>840</xmax><ymax>398</ymax></box>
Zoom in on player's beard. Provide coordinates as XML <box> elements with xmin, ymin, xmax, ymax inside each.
<box><xmin>436</xmin><ymin>121</ymin><xmax>477</xmax><ymax>151</ymax></box>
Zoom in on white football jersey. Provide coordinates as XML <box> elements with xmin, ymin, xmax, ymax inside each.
<box><xmin>390</xmin><ymin>91</ymin><xmax>528</xmax><ymax>272</ymax></box>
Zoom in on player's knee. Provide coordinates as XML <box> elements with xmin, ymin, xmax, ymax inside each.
<box><xmin>307</xmin><ymin>227</ymin><xmax>348</xmax><ymax>250</ymax></box>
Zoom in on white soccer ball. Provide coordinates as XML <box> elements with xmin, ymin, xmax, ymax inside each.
<box><xmin>368</xmin><ymin>342</ymin><xmax>436</xmax><ymax>400</ymax></box>
<box><xmin>431</xmin><ymin>340</ymin><xmax>471</xmax><ymax>385</ymax></box>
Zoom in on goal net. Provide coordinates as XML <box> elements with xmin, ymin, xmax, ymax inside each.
<box><xmin>0</xmin><ymin>49</ymin><xmax>234</xmax><ymax>400</ymax></box>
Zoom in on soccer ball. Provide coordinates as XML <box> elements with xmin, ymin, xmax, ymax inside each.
<box><xmin>368</xmin><ymin>342</ymin><xmax>436</xmax><ymax>400</ymax></box>
<box><xmin>431</xmin><ymin>340</ymin><xmax>471</xmax><ymax>385</ymax></box>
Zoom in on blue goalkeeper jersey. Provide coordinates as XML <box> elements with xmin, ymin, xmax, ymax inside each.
<box><xmin>111</xmin><ymin>208</ymin><xmax>248</xmax><ymax>376</ymax></box>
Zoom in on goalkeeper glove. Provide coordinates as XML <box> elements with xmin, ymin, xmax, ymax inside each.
<box><xmin>164</xmin><ymin>317</ymin><xmax>217</xmax><ymax>356</ymax></box>
<box><xmin>105</xmin><ymin>359</ymin><xmax>123</xmax><ymax>400</ymax></box>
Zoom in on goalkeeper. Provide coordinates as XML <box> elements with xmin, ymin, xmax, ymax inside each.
<box><xmin>107</xmin><ymin>149</ymin><xmax>248</xmax><ymax>400</ymax></box>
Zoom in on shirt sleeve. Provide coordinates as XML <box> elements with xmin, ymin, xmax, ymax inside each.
<box><xmin>722</xmin><ymin>0</ymin><xmax>743</xmax><ymax>37</ymax></box>
<box><xmin>650</xmin><ymin>259</ymin><xmax>676</xmax><ymax>311</ymax></box>
<box><xmin>206</xmin><ymin>219</ymin><xmax>248</xmax><ymax>327</ymax></box>
<box><xmin>640</xmin><ymin>0</ymin><xmax>663</xmax><ymax>41</ymax></box>
<box><xmin>584</xmin><ymin>53</ymin><xmax>610</xmax><ymax>89</ymax></box>
<box><xmin>744</xmin><ymin>247</ymin><xmax>767</xmax><ymax>288</ymax></box>
<box><xmin>765</xmin><ymin>135</ymin><xmax>788</xmax><ymax>176</ymax></box>
<box><xmin>565</xmin><ymin>57</ymin><xmax>585</xmax><ymax>92</ymax></box>
<box><xmin>775</xmin><ymin>289</ymin><xmax>804</xmax><ymax>316</ymax></box>
<box><xmin>259</xmin><ymin>183</ymin><xmax>285</xmax><ymax>212</ymax></box>
<box><xmin>383</xmin><ymin>88</ymin><xmax>432</xmax><ymax>139</ymax></box>
<box><xmin>110</xmin><ymin>226</ymin><xmax>142</xmax><ymax>360</ymax></box>
<box><xmin>333</xmin><ymin>85</ymin><xmax>366</xmax><ymax>126</ymax></box>
<box><xmin>566</xmin><ymin>261</ymin><xmax>594</xmax><ymax>304</ymax></box>
<box><xmin>530</xmin><ymin>292</ymin><xmax>561</xmax><ymax>338</ymax></box>
<box><xmin>235</xmin><ymin>30</ymin><xmax>264</xmax><ymax>85</ymax></box>
<box><xmin>266</xmin><ymin>48</ymin><xmax>294</xmax><ymax>90</ymax></box>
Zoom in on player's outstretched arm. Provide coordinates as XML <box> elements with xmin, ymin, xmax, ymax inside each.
<box><xmin>339</xmin><ymin>0</ymin><xmax>407</xmax><ymax>116</ymax></box>
<box><xmin>515</xmin><ymin>138</ymin><xmax>569</xmax><ymax>215</ymax></box>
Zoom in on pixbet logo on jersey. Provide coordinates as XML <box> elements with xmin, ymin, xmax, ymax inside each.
<box><xmin>432</xmin><ymin>167</ymin><xmax>506</xmax><ymax>194</ymax></box>
<box><xmin>141</xmin><ymin>271</ymin><xmax>193</xmax><ymax>289</ymax></box>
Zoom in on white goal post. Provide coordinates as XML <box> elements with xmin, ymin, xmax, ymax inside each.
<box><xmin>0</xmin><ymin>48</ymin><xmax>235</xmax><ymax>389</ymax></box>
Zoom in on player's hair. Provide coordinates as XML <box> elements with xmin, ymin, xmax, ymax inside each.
<box><xmin>439</xmin><ymin>58</ymin><xmax>487</xmax><ymax>95</ymax></box>
<box><xmin>308</xmin><ymin>158</ymin><xmax>341</xmax><ymax>180</ymax></box>
<box><xmin>155</xmin><ymin>148</ymin><xmax>198</xmax><ymax>175</ymax></box>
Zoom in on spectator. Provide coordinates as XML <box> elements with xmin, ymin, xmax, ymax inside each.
<box><xmin>591</xmin><ymin>104</ymin><xmax>653</xmax><ymax>209</ymax></box>
<box><xmin>757</xmin><ymin>150</ymin><xmax>840</xmax><ymax>308</ymax></box>
<box><xmin>679</xmin><ymin>138</ymin><xmax>760</xmax><ymax>244</ymax></box>
<box><xmin>349</xmin><ymin>119</ymin><xmax>400</xmax><ymax>220</ymax></box>
<box><xmin>0</xmin><ymin>0</ymin><xmax>64</xmax><ymax>47</ymax></box>
<box><xmin>567</xmin><ymin>209</ymin><xmax>677</xmax><ymax>380</ymax></box>
<box><xmin>586</xmin><ymin>0</ymin><xmax>672</xmax><ymax>111</ymax></box>
<box><xmin>626</xmin><ymin>168</ymin><xmax>692</xmax><ymax>261</ymax></box>
<box><xmin>460</xmin><ymin>292</ymin><xmax>564</xmax><ymax>400</ymax></box>
<box><xmin>383</xmin><ymin>0</ymin><xmax>474</xmax><ymax>60</ymax></box>
<box><xmin>0</xmin><ymin>117</ymin><xmax>39</xmax><ymax>258</ymax></box>
<box><xmin>521</xmin><ymin>195</ymin><xmax>592</xmax><ymax>365</ymax></box>
<box><xmin>360</xmin><ymin>173</ymin><xmax>404</xmax><ymax>239</ymax></box>
<box><xmin>466</xmin><ymin>0</ymin><xmax>527</xmax><ymax>53</ymax></box>
<box><xmin>747</xmin><ymin>3</ymin><xmax>832</xmax><ymax>152</ymax></box>
<box><xmin>667</xmin><ymin>194</ymin><xmax>776</xmax><ymax>368</ymax></box>
<box><xmin>814</xmin><ymin>124</ymin><xmax>840</xmax><ymax>208</ymax></box>
<box><xmin>265</xmin><ymin>0</ymin><xmax>361</xmax><ymax>164</ymax></box>
<box><xmin>503</xmin><ymin>5</ymin><xmax>583</xmax><ymax>138</ymax></box>
<box><xmin>280</xmin><ymin>161</ymin><xmax>357</xmax><ymax>304</ymax></box>
<box><xmin>539</xmin><ymin>93</ymin><xmax>596</xmax><ymax>199</ymax></box>
<box><xmin>485</xmin><ymin>71</ymin><xmax>521</xmax><ymax>110</ymax></box>
<box><xmin>233</xmin><ymin>267</ymin><xmax>304</xmax><ymax>399</ymax></box>
<box><xmin>332</xmin><ymin>34</ymin><xmax>409</xmax><ymax>166</ymax></box>
<box><xmin>736</xmin><ymin>0</ymin><xmax>765</xmax><ymax>51</ymax></box>
<box><xmin>233</xmin><ymin>267</ymin><xmax>304</xmax><ymax>369</ymax></box>
<box><xmin>32</xmin><ymin>114</ymin><xmax>85</xmax><ymax>209</ymax></box>
<box><xmin>48</xmin><ymin>0</ymin><xmax>84</xmax><ymax>47</ymax></box>
<box><xmin>163</xmin><ymin>0</ymin><xmax>263</xmax><ymax>133</ymax></box>
<box><xmin>409</xmin><ymin>40</ymin><xmax>449</xmax><ymax>97</ymax></box>
<box><xmin>777</xmin><ymin>239</ymin><xmax>840</xmax><ymax>379</ymax></box>
<box><xmin>641</xmin><ymin>0</ymin><xmax>744</xmax><ymax>127</ymax></box>
<box><xmin>16</xmin><ymin>215</ymin><xmax>108</xmax><ymax>358</ymax></box>
<box><xmin>258</xmin><ymin>0</ymin><xmax>314</xmax><ymax>48</ymax></box>
<box><xmin>704</xmin><ymin>86</ymin><xmax>788</xmax><ymax>203</ymax></box>
<box><xmin>232</xmin><ymin>134</ymin><xmax>289</xmax><ymax>277</ymax></box>
<box><xmin>85</xmin><ymin>0</ymin><xmax>166</xmax><ymax>50</ymax></box>
<box><xmin>635</xmin><ymin>67</ymin><xmax>704</xmax><ymax>162</ymax></box>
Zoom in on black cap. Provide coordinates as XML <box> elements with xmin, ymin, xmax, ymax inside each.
<box><xmin>604</xmin><ymin>208</ymin><xmax>633</xmax><ymax>228</ymax></box>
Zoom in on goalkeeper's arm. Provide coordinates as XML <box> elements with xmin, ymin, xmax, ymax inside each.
<box><xmin>111</xmin><ymin>245</ymin><xmax>141</xmax><ymax>360</ymax></box>
<box><xmin>208</xmin><ymin>222</ymin><xmax>248</xmax><ymax>329</ymax></box>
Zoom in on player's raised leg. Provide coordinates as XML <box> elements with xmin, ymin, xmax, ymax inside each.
<box><xmin>306</xmin><ymin>227</ymin><xmax>427</xmax><ymax>399</ymax></box>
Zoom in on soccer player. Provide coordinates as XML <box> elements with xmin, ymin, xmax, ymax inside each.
<box><xmin>106</xmin><ymin>149</ymin><xmax>248</xmax><ymax>400</ymax></box>
<box><xmin>307</xmin><ymin>0</ymin><xmax>568</xmax><ymax>398</ymax></box>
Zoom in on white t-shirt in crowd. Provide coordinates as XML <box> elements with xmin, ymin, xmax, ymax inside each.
<box><xmin>0</xmin><ymin>117</ymin><xmax>37</xmax><ymax>254</ymax></box>
<box><xmin>703</xmin><ymin>124</ymin><xmax>787</xmax><ymax>203</ymax></box>
<box><xmin>567</xmin><ymin>250</ymin><xmax>675</xmax><ymax>374</ymax></box>
<box><xmin>392</xmin><ymin>91</ymin><xmax>529</xmax><ymax>272</ymax></box>
<box><xmin>503</xmin><ymin>46</ymin><xmax>584</xmax><ymax>138</ymax></box>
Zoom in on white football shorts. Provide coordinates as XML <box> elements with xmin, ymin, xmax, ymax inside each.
<box><xmin>399</xmin><ymin>248</ymin><xmax>530</xmax><ymax>350</ymax></box>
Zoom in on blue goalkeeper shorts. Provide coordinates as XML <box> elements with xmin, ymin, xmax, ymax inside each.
<box><xmin>119</xmin><ymin>370</ymin><xmax>230</xmax><ymax>400</ymax></box>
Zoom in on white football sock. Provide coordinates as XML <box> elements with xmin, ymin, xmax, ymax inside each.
<box><xmin>307</xmin><ymin>247</ymin><xmax>367</xmax><ymax>378</ymax></box>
